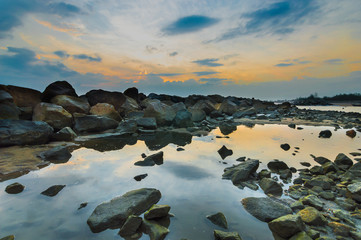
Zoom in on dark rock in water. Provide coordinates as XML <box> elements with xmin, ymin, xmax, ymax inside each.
<box><xmin>280</xmin><ymin>143</ymin><xmax>290</xmax><ymax>151</ymax></box>
<box><xmin>322</xmin><ymin>161</ymin><xmax>339</xmax><ymax>174</ymax></box>
<box><xmin>297</xmin><ymin>207</ymin><xmax>327</xmax><ymax>226</ymax></box>
<box><xmin>223</xmin><ymin>159</ymin><xmax>259</xmax><ymax>184</ymax></box>
<box><xmin>288</xmin><ymin>124</ymin><xmax>296</xmax><ymax>129</ymax></box>
<box><xmin>141</xmin><ymin>219</ymin><xmax>169</xmax><ymax>240</ymax></box>
<box><xmin>124</xmin><ymin>87</ymin><xmax>139</xmax><ymax>101</ymax></box>
<box><xmin>241</xmin><ymin>197</ymin><xmax>292</xmax><ymax>222</ymax></box>
<box><xmin>206</xmin><ymin>212</ymin><xmax>228</xmax><ymax>229</ymax></box>
<box><xmin>347</xmin><ymin>182</ymin><xmax>361</xmax><ymax>202</ymax></box>
<box><xmin>78</xmin><ymin>202</ymin><xmax>88</xmax><ymax>210</ymax></box>
<box><xmin>33</xmin><ymin>102</ymin><xmax>73</xmax><ymax>130</ymax></box>
<box><xmin>51</xmin><ymin>95</ymin><xmax>90</xmax><ymax>114</ymax></box>
<box><xmin>319</xmin><ymin>130</ymin><xmax>332</xmax><ymax>138</ymax></box>
<box><xmin>118</xmin><ymin>215</ymin><xmax>142</xmax><ymax>237</ymax></box>
<box><xmin>0</xmin><ymin>235</ymin><xmax>15</xmax><ymax>240</ymax></box>
<box><xmin>0</xmin><ymin>119</ymin><xmax>53</xmax><ymax>147</ymax></box>
<box><xmin>214</xmin><ymin>230</ymin><xmax>242</xmax><ymax>240</ymax></box>
<box><xmin>74</xmin><ymin>115</ymin><xmax>118</xmax><ymax>133</ymax></box>
<box><xmin>334</xmin><ymin>153</ymin><xmax>353</xmax><ymax>170</ymax></box>
<box><xmin>346</xmin><ymin>129</ymin><xmax>356</xmax><ymax>138</ymax></box>
<box><xmin>41</xmin><ymin>185</ymin><xmax>66</xmax><ymax>197</ymax></box>
<box><xmin>236</xmin><ymin>156</ymin><xmax>246</xmax><ymax>162</ymax></box>
<box><xmin>136</xmin><ymin>117</ymin><xmax>157</xmax><ymax>129</ymax></box>
<box><xmin>259</xmin><ymin>178</ymin><xmax>283</xmax><ymax>196</ymax></box>
<box><xmin>52</xmin><ymin>127</ymin><xmax>77</xmax><ymax>141</ymax></box>
<box><xmin>85</xmin><ymin>89</ymin><xmax>126</xmax><ymax>112</ymax></box>
<box><xmin>134</xmin><ymin>174</ymin><xmax>148</xmax><ymax>181</ymax></box>
<box><xmin>87</xmin><ymin>188</ymin><xmax>161</xmax><ymax>233</ymax></box>
<box><xmin>268</xmin><ymin>214</ymin><xmax>304</xmax><ymax>238</ymax></box>
<box><xmin>134</xmin><ymin>151</ymin><xmax>164</xmax><ymax>166</ymax></box>
<box><xmin>300</xmin><ymin>162</ymin><xmax>311</xmax><ymax>167</ymax></box>
<box><xmin>258</xmin><ymin>169</ymin><xmax>271</xmax><ymax>179</ymax></box>
<box><xmin>5</xmin><ymin>182</ymin><xmax>25</xmax><ymax>194</ymax></box>
<box><xmin>219</xmin><ymin>123</ymin><xmax>237</xmax><ymax>135</ymax></box>
<box><xmin>173</xmin><ymin>109</ymin><xmax>193</xmax><ymax>128</ymax></box>
<box><xmin>350</xmin><ymin>152</ymin><xmax>361</xmax><ymax>157</ymax></box>
<box><xmin>144</xmin><ymin>204</ymin><xmax>170</xmax><ymax>220</ymax></box>
<box><xmin>304</xmin><ymin>175</ymin><xmax>332</xmax><ymax>190</ymax></box>
<box><xmin>42</xmin><ymin>81</ymin><xmax>77</xmax><ymax>102</ymax></box>
<box><xmin>218</xmin><ymin>145</ymin><xmax>233</xmax><ymax>160</ymax></box>
<box><xmin>38</xmin><ymin>146</ymin><xmax>72</xmax><ymax>163</ymax></box>
<box><xmin>176</xmin><ymin>147</ymin><xmax>185</xmax><ymax>151</ymax></box>
<box><xmin>267</xmin><ymin>160</ymin><xmax>289</xmax><ymax>173</ymax></box>
<box><xmin>313</xmin><ymin>156</ymin><xmax>331</xmax><ymax>165</ymax></box>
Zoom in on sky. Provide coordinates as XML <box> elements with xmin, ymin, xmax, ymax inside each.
<box><xmin>0</xmin><ymin>0</ymin><xmax>360</xmax><ymax>100</ymax></box>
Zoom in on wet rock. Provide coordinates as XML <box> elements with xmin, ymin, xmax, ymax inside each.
<box><xmin>322</xmin><ymin>162</ymin><xmax>339</xmax><ymax>174</ymax></box>
<box><xmin>33</xmin><ymin>103</ymin><xmax>72</xmax><ymax>130</ymax></box>
<box><xmin>124</xmin><ymin>87</ymin><xmax>139</xmax><ymax>101</ymax></box>
<box><xmin>333</xmin><ymin>209</ymin><xmax>355</xmax><ymax>227</ymax></box>
<box><xmin>334</xmin><ymin>153</ymin><xmax>353</xmax><ymax>170</ymax></box>
<box><xmin>318</xmin><ymin>191</ymin><xmax>335</xmax><ymax>201</ymax></box>
<box><xmin>117</xmin><ymin>120</ymin><xmax>138</xmax><ymax>134</ymax></box>
<box><xmin>281</xmin><ymin>143</ymin><xmax>290</xmax><ymax>151</ymax></box>
<box><xmin>38</xmin><ymin>146</ymin><xmax>72</xmax><ymax>163</ymax></box>
<box><xmin>297</xmin><ymin>207</ymin><xmax>327</xmax><ymax>226</ymax></box>
<box><xmin>144</xmin><ymin>101</ymin><xmax>176</xmax><ymax>126</ymax></box>
<box><xmin>192</xmin><ymin>100</ymin><xmax>216</xmax><ymax>115</ymax></box>
<box><xmin>0</xmin><ymin>235</ymin><xmax>15</xmax><ymax>240</ymax></box>
<box><xmin>259</xmin><ymin>178</ymin><xmax>283</xmax><ymax>196</ymax></box>
<box><xmin>5</xmin><ymin>182</ymin><xmax>25</xmax><ymax>194</ymax></box>
<box><xmin>328</xmin><ymin>221</ymin><xmax>355</xmax><ymax>237</ymax></box>
<box><xmin>222</xmin><ymin>159</ymin><xmax>259</xmax><ymax>184</ymax></box>
<box><xmin>318</xmin><ymin>130</ymin><xmax>332</xmax><ymax>138</ymax></box>
<box><xmin>335</xmin><ymin>197</ymin><xmax>356</xmax><ymax>211</ymax></box>
<box><xmin>290</xmin><ymin>201</ymin><xmax>304</xmax><ymax>211</ymax></box>
<box><xmin>136</xmin><ymin>118</ymin><xmax>157</xmax><ymax>130</ymax></box>
<box><xmin>51</xmin><ymin>127</ymin><xmax>77</xmax><ymax>141</ymax></box>
<box><xmin>134</xmin><ymin>174</ymin><xmax>148</xmax><ymax>181</ymax></box>
<box><xmin>300</xmin><ymin>195</ymin><xmax>323</xmax><ymax>210</ymax></box>
<box><xmin>346</xmin><ymin>129</ymin><xmax>356</xmax><ymax>138</ymax></box>
<box><xmin>118</xmin><ymin>215</ymin><xmax>142</xmax><ymax>237</ymax></box>
<box><xmin>74</xmin><ymin>115</ymin><xmax>118</xmax><ymax>133</ymax></box>
<box><xmin>350</xmin><ymin>231</ymin><xmax>361</xmax><ymax>240</ymax></box>
<box><xmin>232</xmin><ymin>108</ymin><xmax>256</xmax><ymax>118</ymax></box>
<box><xmin>258</xmin><ymin>169</ymin><xmax>271</xmax><ymax>179</ymax></box>
<box><xmin>144</xmin><ymin>204</ymin><xmax>170</xmax><ymax>220</ymax></box>
<box><xmin>87</xmin><ymin>188</ymin><xmax>161</xmax><ymax>233</ymax></box>
<box><xmin>188</xmin><ymin>108</ymin><xmax>206</xmax><ymax>122</ymax></box>
<box><xmin>41</xmin><ymin>185</ymin><xmax>66</xmax><ymax>197</ymax></box>
<box><xmin>219</xmin><ymin>123</ymin><xmax>237</xmax><ymax>135</ymax></box>
<box><xmin>218</xmin><ymin>145</ymin><xmax>233</xmax><ymax>160</ymax></box>
<box><xmin>347</xmin><ymin>162</ymin><xmax>361</xmax><ymax>178</ymax></box>
<box><xmin>288</xmin><ymin>123</ymin><xmax>296</xmax><ymax>129</ymax></box>
<box><xmin>174</xmin><ymin>109</ymin><xmax>193</xmax><ymax>128</ymax></box>
<box><xmin>268</xmin><ymin>214</ymin><xmax>304</xmax><ymax>238</ymax></box>
<box><xmin>206</xmin><ymin>212</ymin><xmax>228</xmax><ymax>229</ymax></box>
<box><xmin>219</xmin><ymin>99</ymin><xmax>238</xmax><ymax>115</ymax></box>
<box><xmin>350</xmin><ymin>152</ymin><xmax>361</xmax><ymax>157</ymax></box>
<box><xmin>90</xmin><ymin>103</ymin><xmax>122</xmax><ymax>122</ymax></box>
<box><xmin>141</xmin><ymin>219</ymin><xmax>169</xmax><ymax>240</ymax></box>
<box><xmin>309</xmin><ymin>166</ymin><xmax>323</xmax><ymax>175</ymax></box>
<box><xmin>51</xmin><ymin>95</ymin><xmax>90</xmax><ymax>114</ymax></box>
<box><xmin>85</xmin><ymin>89</ymin><xmax>126</xmax><ymax>112</ymax></box>
<box><xmin>267</xmin><ymin>160</ymin><xmax>289</xmax><ymax>173</ymax></box>
<box><xmin>300</xmin><ymin>162</ymin><xmax>311</xmax><ymax>167</ymax></box>
<box><xmin>304</xmin><ymin>175</ymin><xmax>332</xmax><ymax>190</ymax></box>
<box><xmin>42</xmin><ymin>81</ymin><xmax>77</xmax><ymax>102</ymax></box>
<box><xmin>289</xmin><ymin>231</ymin><xmax>312</xmax><ymax>240</ymax></box>
<box><xmin>213</xmin><ymin>230</ymin><xmax>242</xmax><ymax>240</ymax></box>
<box><xmin>347</xmin><ymin>182</ymin><xmax>361</xmax><ymax>202</ymax></box>
<box><xmin>241</xmin><ymin>197</ymin><xmax>292</xmax><ymax>222</ymax></box>
<box><xmin>279</xmin><ymin>169</ymin><xmax>292</xmax><ymax>180</ymax></box>
<box><xmin>0</xmin><ymin>119</ymin><xmax>53</xmax><ymax>147</ymax></box>
<box><xmin>134</xmin><ymin>151</ymin><xmax>163</xmax><ymax>166</ymax></box>
<box><xmin>313</xmin><ymin>156</ymin><xmax>331</xmax><ymax>165</ymax></box>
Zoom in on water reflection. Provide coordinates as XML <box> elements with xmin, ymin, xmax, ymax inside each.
<box><xmin>0</xmin><ymin>124</ymin><xmax>360</xmax><ymax>240</ymax></box>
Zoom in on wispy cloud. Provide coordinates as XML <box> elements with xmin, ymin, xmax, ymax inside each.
<box><xmin>54</xmin><ymin>50</ymin><xmax>69</xmax><ymax>58</ymax></box>
<box><xmin>192</xmin><ymin>58</ymin><xmax>223</xmax><ymax>67</ymax></box>
<box><xmin>163</xmin><ymin>15</ymin><xmax>219</xmax><ymax>35</ymax></box>
<box><xmin>193</xmin><ymin>71</ymin><xmax>219</xmax><ymax>76</ymax></box>
<box><xmin>148</xmin><ymin>73</ymin><xmax>183</xmax><ymax>77</ymax></box>
<box><xmin>169</xmin><ymin>51</ymin><xmax>178</xmax><ymax>57</ymax></box>
<box><xmin>324</xmin><ymin>58</ymin><xmax>343</xmax><ymax>65</ymax></box>
<box><xmin>275</xmin><ymin>58</ymin><xmax>312</xmax><ymax>67</ymax></box>
<box><xmin>275</xmin><ymin>63</ymin><xmax>294</xmax><ymax>67</ymax></box>
<box><xmin>73</xmin><ymin>54</ymin><xmax>102</xmax><ymax>62</ymax></box>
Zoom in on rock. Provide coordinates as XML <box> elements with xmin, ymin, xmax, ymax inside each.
<box><xmin>136</xmin><ymin>118</ymin><xmax>157</xmax><ymax>130</ymax></box>
<box><xmin>78</xmin><ymin>202</ymin><xmax>88</xmax><ymax>210</ymax></box>
<box><xmin>144</xmin><ymin>101</ymin><xmax>176</xmax><ymax>126</ymax></box>
<box><xmin>51</xmin><ymin>127</ymin><xmax>77</xmax><ymax>141</ymax></box>
<box><xmin>289</xmin><ymin>231</ymin><xmax>312</xmax><ymax>240</ymax></box>
<box><xmin>268</xmin><ymin>214</ymin><xmax>304</xmax><ymax>238</ymax></box>
<box><xmin>241</xmin><ymin>197</ymin><xmax>292</xmax><ymax>222</ymax></box>
<box><xmin>279</xmin><ymin>169</ymin><xmax>292</xmax><ymax>180</ymax></box>
<box><xmin>281</xmin><ymin>143</ymin><xmax>290</xmax><ymax>151</ymax></box>
<box><xmin>5</xmin><ymin>182</ymin><xmax>25</xmax><ymax>194</ymax></box>
<box><xmin>3</xmin><ymin>85</ymin><xmax>41</xmax><ymax>108</ymax></box>
<box><xmin>124</xmin><ymin>87</ymin><xmax>139</xmax><ymax>100</ymax></box>
<box><xmin>334</xmin><ymin>153</ymin><xmax>353</xmax><ymax>170</ymax></box>
<box><xmin>300</xmin><ymin>195</ymin><xmax>323</xmax><ymax>210</ymax></box>
<box><xmin>290</xmin><ymin>201</ymin><xmax>304</xmax><ymax>211</ymax></box>
<box><xmin>33</xmin><ymin>102</ymin><xmax>72</xmax><ymax>130</ymax></box>
<box><xmin>0</xmin><ymin>102</ymin><xmax>20</xmax><ymax>120</ymax></box>
<box><xmin>192</xmin><ymin>100</ymin><xmax>216</xmax><ymax>115</ymax></box>
<box><xmin>218</xmin><ymin>145</ymin><xmax>233</xmax><ymax>160</ymax></box>
<box><xmin>42</xmin><ymin>81</ymin><xmax>77</xmax><ymax>102</ymax></box>
<box><xmin>288</xmin><ymin>124</ymin><xmax>296</xmax><ymax>129</ymax></box>
<box><xmin>87</xmin><ymin>188</ymin><xmax>161</xmax><ymax>233</ymax></box>
<box><xmin>219</xmin><ymin>99</ymin><xmax>238</xmax><ymax>115</ymax></box>
<box><xmin>206</xmin><ymin>212</ymin><xmax>228</xmax><ymax>229</ymax></box>
<box><xmin>304</xmin><ymin>175</ymin><xmax>332</xmax><ymax>190</ymax></box>
<box><xmin>333</xmin><ymin>209</ymin><xmax>355</xmax><ymax>227</ymax></box>
<box><xmin>120</xmin><ymin>96</ymin><xmax>140</xmax><ymax>115</ymax></box>
<box><xmin>85</xmin><ymin>89</ymin><xmax>126</xmax><ymax>112</ymax></box>
<box><xmin>144</xmin><ymin>204</ymin><xmax>171</xmax><ymax>220</ymax></box>
<box><xmin>214</xmin><ymin>230</ymin><xmax>242</xmax><ymax>240</ymax></box>
<box><xmin>219</xmin><ymin>123</ymin><xmax>237</xmax><ymax>135</ymax></box>
<box><xmin>90</xmin><ymin>103</ymin><xmax>122</xmax><ymax>122</ymax></box>
<box><xmin>0</xmin><ymin>236</ymin><xmax>15</xmax><ymax>240</ymax></box>
<box><xmin>174</xmin><ymin>109</ymin><xmax>193</xmax><ymax>128</ymax></box>
<box><xmin>188</xmin><ymin>108</ymin><xmax>206</xmax><ymax>122</ymax></box>
<box><xmin>118</xmin><ymin>215</ymin><xmax>142</xmax><ymax>237</ymax></box>
<box><xmin>171</xmin><ymin>102</ymin><xmax>186</xmax><ymax>112</ymax></box>
<box><xmin>347</xmin><ymin>162</ymin><xmax>361</xmax><ymax>178</ymax></box>
<box><xmin>38</xmin><ymin>146</ymin><xmax>72</xmax><ymax>163</ymax></box>
<box><xmin>267</xmin><ymin>160</ymin><xmax>289</xmax><ymax>173</ymax></box>
<box><xmin>74</xmin><ymin>115</ymin><xmax>118</xmax><ymax>133</ymax></box>
<box><xmin>134</xmin><ymin>151</ymin><xmax>163</xmax><ymax>166</ymax></box>
<box><xmin>347</xmin><ymin>182</ymin><xmax>361</xmax><ymax>202</ymax></box>
<box><xmin>0</xmin><ymin>119</ymin><xmax>53</xmax><ymax>147</ymax></box>
<box><xmin>350</xmin><ymin>231</ymin><xmax>361</xmax><ymax>240</ymax></box>
<box><xmin>41</xmin><ymin>185</ymin><xmax>66</xmax><ymax>197</ymax></box>
<box><xmin>117</xmin><ymin>120</ymin><xmax>138</xmax><ymax>134</ymax></box>
<box><xmin>258</xmin><ymin>169</ymin><xmax>271</xmax><ymax>179</ymax></box>
<box><xmin>322</xmin><ymin>162</ymin><xmax>339</xmax><ymax>174</ymax></box>
<box><xmin>346</xmin><ymin>129</ymin><xmax>356</xmax><ymax>138</ymax></box>
<box><xmin>309</xmin><ymin>166</ymin><xmax>323</xmax><ymax>175</ymax></box>
<box><xmin>297</xmin><ymin>207</ymin><xmax>327</xmax><ymax>226</ymax></box>
<box><xmin>141</xmin><ymin>219</ymin><xmax>169</xmax><ymax>240</ymax></box>
<box><xmin>51</xmin><ymin>95</ymin><xmax>90</xmax><ymax>114</ymax></box>
<box><xmin>318</xmin><ymin>191</ymin><xmax>335</xmax><ymax>200</ymax></box>
<box><xmin>319</xmin><ymin>130</ymin><xmax>332</xmax><ymax>138</ymax></box>
<box><xmin>259</xmin><ymin>178</ymin><xmax>283</xmax><ymax>196</ymax></box>
<box><xmin>300</xmin><ymin>162</ymin><xmax>311</xmax><ymax>167</ymax></box>
<box><xmin>222</xmin><ymin>159</ymin><xmax>259</xmax><ymax>184</ymax></box>
<box><xmin>328</xmin><ymin>221</ymin><xmax>355</xmax><ymax>237</ymax></box>
<box><xmin>232</xmin><ymin>108</ymin><xmax>256</xmax><ymax>118</ymax></box>
<box><xmin>313</xmin><ymin>156</ymin><xmax>331</xmax><ymax>165</ymax></box>
<box><xmin>134</xmin><ymin>174</ymin><xmax>148</xmax><ymax>181</ymax></box>
<box><xmin>0</xmin><ymin>89</ymin><xmax>15</xmax><ymax>103</ymax></box>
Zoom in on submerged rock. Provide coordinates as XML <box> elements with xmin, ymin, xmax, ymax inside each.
<box><xmin>280</xmin><ymin>143</ymin><xmax>290</xmax><ymax>151</ymax></box>
<box><xmin>5</xmin><ymin>182</ymin><xmax>25</xmax><ymax>194</ymax></box>
<box><xmin>141</xmin><ymin>219</ymin><xmax>170</xmax><ymax>240</ymax></box>
<box><xmin>134</xmin><ymin>174</ymin><xmax>148</xmax><ymax>181</ymax></box>
<box><xmin>38</xmin><ymin>146</ymin><xmax>72</xmax><ymax>163</ymax></box>
<box><xmin>218</xmin><ymin>145</ymin><xmax>233</xmax><ymax>160</ymax></box>
<box><xmin>319</xmin><ymin>130</ymin><xmax>332</xmax><ymax>138</ymax></box>
<box><xmin>222</xmin><ymin>159</ymin><xmax>259</xmax><ymax>184</ymax></box>
<box><xmin>259</xmin><ymin>178</ymin><xmax>283</xmax><ymax>197</ymax></box>
<box><xmin>87</xmin><ymin>188</ymin><xmax>161</xmax><ymax>233</ymax></box>
<box><xmin>268</xmin><ymin>214</ymin><xmax>304</xmax><ymax>238</ymax></box>
<box><xmin>206</xmin><ymin>212</ymin><xmax>228</xmax><ymax>229</ymax></box>
<box><xmin>214</xmin><ymin>230</ymin><xmax>242</xmax><ymax>240</ymax></box>
<box><xmin>41</xmin><ymin>185</ymin><xmax>65</xmax><ymax>197</ymax></box>
<box><xmin>346</xmin><ymin>129</ymin><xmax>356</xmax><ymax>138</ymax></box>
<box><xmin>134</xmin><ymin>151</ymin><xmax>164</xmax><ymax>166</ymax></box>
<box><xmin>118</xmin><ymin>215</ymin><xmax>142</xmax><ymax>237</ymax></box>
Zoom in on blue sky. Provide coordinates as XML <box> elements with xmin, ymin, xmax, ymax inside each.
<box><xmin>0</xmin><ymin>0</ymin><xmax>360</xmax><ymax>99</ymax></box>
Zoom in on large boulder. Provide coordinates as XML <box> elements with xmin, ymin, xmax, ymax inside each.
<box><xmin>144</xmin><ymin>204</ymin><xmax>170</xmax><ymax>220</ymax></box>
<box><xmin>124</xmin><ymin>87</ymin><xmax>139</xmax><ymax>101</ymax></box>
<box><xmin>304</xmin><ymin>175</ymin><xmax>333</xmax><ymax>190</ymax></box>
<box><xmin>206</xmin><ymin>212</ymin><xmax>228</xmax><ymax>229</ymax></box>
<box><xmin>1</xmin><ymin>85</ymin><xmax>41</xmax><ymax>108</ymax></box>
<box><xmin>90</xmin><ymin>103</ymin><xmax>122</xmax><ymax>122</ymax></box>
<box><xmin>87</xmin><ymin>188</ymin><xmax>161</xmax><ymax>233</ymax></box>
<box><xmin>219</xmin><ymin>99</ymin><xmax>238</xmax><ymax>115</ymax></box>
<box><xmin>0</xmin><ymin>90</ymin><xmax>13</xmax><ymax>103</ymax></box>
<box><xmin>188</xmin><ymin>107</ymin><xmax>206</xmax><ymax>122</ymax></box>
<box><xmin>120</xmin><ymin>96</ymin><xmax>140</xmax><ymax>116</ymax></box>
<box><xmin>0</xmin><ymin>102</ymin><xmax>20</xmax><ymax>120</ymax></box>
<box><xmin>222</xmin><ymin>159</ymin><xmax>259</xmax><ymax>185</ymax></box>
<box><xmin>334</xmin><ymin>153</ymin><xmax>353</xmax><ymax>170</ymax></box>
<box><xmin>51</xmin><ymin>95</ymin><xmax>90</xmax><ymax>114</ymax></box>
<box><xmin>136</xmin><ymin>117</ymin><xmax>157</xmax><ymax>130</ymax></box>
<box><xmin>74</xmin><ymin>115</ymin><xmax>118</xmax><ymax>133</ymax></box>
<box><xmin>268</xmin><ymin>214</ymin><xmax>304</xmax><ymax>238</ymax></box>
<box><xmin>42</xmin><ymin>81</ymin><xmax>77</xmax><ymax>102</ymax></box>
<box><xmin>0</xmin><ymin>119</ymin><xmax>53</xmax><ymax>146</ymax></box>
<box><xmin>192</xmin><ymin>100</ymin><xmax>216</xmax><ymax>115</ymax></box>
<box><xmin>85</xmin><ymin>89</ymin><xmax>126</xmax><ymax>112</ymax></box>
<box><xmin>144</xmin><ymin>101</ymin><xmax>176</xmax><ymax>126</ymax></box>
<box><xmin>173</xmin><ymin>109</ymin><xmax>193</xmax><ymax>128</ymax></box>
<box><xmin>33</xmin><ymin>102</ymin><xmax>73</xmax><ymax>130</ymax></box>
<box><xmin>242</xmin><ymin>197</ymin><xmax>292</xmax><ymax>222</ymax></box>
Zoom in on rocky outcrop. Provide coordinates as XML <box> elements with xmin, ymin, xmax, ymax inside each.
<box><xmin>51</xmin><ymin>95</ymin><xmax>90</xmax><ymax>114</ymax></box>
<box><xmin>222</xmin><ymin>159</ymin><xmax>259</xmax><ymax>184</ymax></box>
<box><xmin>90</xmin><ymin>103</ymin><xmax>122</xmax><ymax>121</ymax></box>
<box><xmin>74</xmin><ymin>115</ymin><xmax>118</xmax><ymax>133</ymax></box>
<box><xmin>33</xmin><ymin>102</ymin><xmax>73</xmax><ymax>130</ymax></box>
<box><xmin>87</xmin><ymin>188</ymin><xmax>161</xmax><ymax>233</ymax></box>
<box><xmin>0</xmin><ymin>119</ymin><xmax>53</xmax><ymax>146</ymax></box>
<box><xmin>85</xmin><ymin>89</ymin><xmax>126</xmax><ymax>112</ymax></box>
<box><xmin>42</xmin><ymin>81</ymin><xmax>77</xmax><ymax>102</ymax></box>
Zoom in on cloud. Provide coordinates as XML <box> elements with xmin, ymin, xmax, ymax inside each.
<box><xmin>148</xmin><ymin>73</ymin><xmax>183</xmax><ymax>77</ymax></box>
<box><xmin>324</xmin><ymin>58</ymin><xmax>343</xmax><ymax>65</ymax></box>
<box><xmin>198</xmin><ymin>78</ymin><xmax>227</xmax><ymax>84</ymax></box>
<box><xmin>275</xmin><ymin>63</ymin><xmax>294</xmax><ymax>67</ymax></box>
<box><xmin>275</xmin><ymin>58</ymin><xmax>312</xmax><ymax>67</ymax></box>
<box><xmin>73</xmin><ymin>54</ymin><xmax>102</xmax><ymax>62</ymax></box>
<box><xmin>47</xmin><ymin>2</ymin><xmax>80</xmax><ymax>17</ymax></box>
<box><xmin>192</xmin><ymin>58</ymin><xmax>223</xmax><ymax>67</ymax></box>
<box><xmin>193</xmin><ymin>71</ymin><xmax>219</xmax><ymax>76</ymax></box>
<box><xmin>169</xmin><ymin>51</ymin><xmax>178</xmax><ymax>57</ymax></box>
<box><xmin>145</xmin><ymin>45</ymin><xmax>158</xmax><ymax>54</ymax></box>
<box><xmin>217</xmin><ymin>0</ymin><xmax>318</xmax><ymax>41</ymax></box>
<box><xmin>54</xmin><ymin>50</ymin><xmax>69</xmax><ymax>58</ymax></box>
<box><xmin>163</xmin><ymin>15</ymin><xmax>219</xmax><ymax>35</ymax></box>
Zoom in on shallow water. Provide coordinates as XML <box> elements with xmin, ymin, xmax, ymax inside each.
<box><xmin>297</xmin><ymin>105</ymin><xmax>361</xmax><ymax>113</ymax></box>
<box><xmin>0</xmin><ymin>124</ymin><xmax>360</xmax><ymax>240</ymax></box>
